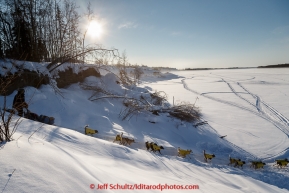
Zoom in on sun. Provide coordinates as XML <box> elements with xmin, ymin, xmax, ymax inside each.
<box><xmin>87</xmin><ymin>20</ymin><xmax>103</xmax><ymax>38</ymax></box>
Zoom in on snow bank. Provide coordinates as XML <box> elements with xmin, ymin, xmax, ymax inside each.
<box><xmin>1</xmin><ymin>65</ymin><xmax>289</xmax><ymax>192</ymax></box>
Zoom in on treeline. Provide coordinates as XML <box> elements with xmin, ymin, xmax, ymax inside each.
<box><xmin>258</xmin><ymin>64</ymin><xmax>289</xmax><ymax>68</ymax></box>
<box><xmin>184</xmin><ymin>67</ymin><xmax>253</xmax><ymax>71</ymax></box>
<box><xmin>0</xmin><ymin>0</ymin><xmax>82</xmax><ymax>62</ymax></box>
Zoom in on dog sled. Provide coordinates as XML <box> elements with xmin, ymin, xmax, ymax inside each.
<box><xmin>24</xmin><ymin>109</ymin><xmax>55</xmax><ymax>125</ymax></box>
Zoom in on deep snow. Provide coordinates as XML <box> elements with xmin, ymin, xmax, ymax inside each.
<box><xmin>1</xmin><ymin>65</ymin><xmax>289</xmax><ymax>193</ymax></box>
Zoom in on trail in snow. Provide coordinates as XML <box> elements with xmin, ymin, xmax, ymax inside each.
<box><xmin>182</xmin><ymin>78</ymin><xmax>289</xmax><ymax>137</ymax></box>
<box><xmin>229</xmin><ymin>81</ymin><xmax>289</xmax><ymax>134</ymax></box>
<box><xmin>237</xmin><ymin>82</ymin><xmax>289</xmax><ymax>126</ymax></box>
<box><xmin>79</xmin><ymin>127</ymin><xmax>286</xmax><ymax>171</ymax></box>
<box><xmin>180</xmin><ymin>76</ymin><xmax>289</xmax><ymax>160</ymax></box>
<box><xmin>208</xmin><ymin>72</ymin><xmax>289</xmax><ymax>126</ymax></box>
<box><xmin>225</xmin><ymin>80</ymin><xmax>289</xmax><ymax>129</ymax></box>
<box><xmin>223</xmin><ymin>79</ymin><xmax>257</xmax><ymax>109</ymax></box>
<box><xmin>203</xmin><ymin>122</ymin><xmax>258</xmax><ymax>160</ymax></box>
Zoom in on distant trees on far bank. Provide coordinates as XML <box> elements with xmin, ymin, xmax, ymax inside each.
<box><xmin>257</xmin><ymin>64</ymin><xmax>289</xmax><ymax>68</ymax></box>
<box><xmin>183</xmin><ymin>63</ymin><xmax>289</xmax><ymax>71</ymax></box>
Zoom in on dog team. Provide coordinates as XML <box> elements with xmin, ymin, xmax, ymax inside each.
<box><xmin>112</xmin><ymin>132</ymin><xmax>136</xmax><ymax>146</ymax></box>
<box><xmin>84</xmin><ymin>126</ymin><xmax>289</xmax><ymax>169</ymax></box>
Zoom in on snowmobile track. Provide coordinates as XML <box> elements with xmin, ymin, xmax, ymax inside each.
<box><xmin>237</xmin><ymin>82</ymin><xmax>289</xmax><ymax>126</ymax></box>
<box><xmin>182</xmin><ymin>78</ymin><xmax>289</xmax><ymax>137</ymax></box>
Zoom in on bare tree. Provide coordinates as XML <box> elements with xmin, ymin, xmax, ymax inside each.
<box><xmin>84</xmin><ymin>80</ymin><xmax>201</xmax><ymax>123</ymax></box>
<box><xmin>131</xmin><ymin>65</ymin><xmax>144</xmax><ymax>85</ymax></box>
<box><xmin>116</xmin><ymin>51</ymin><xmax>134</xmax><ymax>85</ymax></box>
<box><xmin>0</xmin><ymin>68</ymin><xmax>22</xmax><ymax>142</ymax></box>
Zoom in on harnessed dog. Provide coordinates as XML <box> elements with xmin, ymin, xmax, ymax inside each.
<box><xmin>203</xmin><ymin>150</ymin><xmax>215</xmax><ymax>162</ymax></box>
<box><xmin>228</xmin><ymin>156</ymin><xmax>239</xmax><ymax>166</ymax></box>
<box><xmin>275</xmin><ymin>159</ymin><xmax>288</xmax><ymax>168</ymax></box>
<box><xmin>178</xmin><ymin>147</ymin><xmax>192</xmax><ymax>159</ymax></box>
<box><xmin>234</xmin><ymin>160</ymin><xmax>246</xmax><ymax>168</ymax></box>
<box><xmin>145</xmin><ymin>141</ymin><xmax>153</xmax><ymax>151</ymax></box>
<box><xmin>250</xmin><ymin>161</ymin><xmax>266</xmax><ymax>169</ymax></box>
<box><xmin>121</xmin><ymin>137</ymin><xmax>135</xmax><ymax>146</ymax></box>
<box><xmin>113</xmin><ymin>132</ymin><xmax>123</xmax><ymax>144</ymax></box>
<box><xmin>152</xmin><ymin>143</ymin><xmax>164</xmax><ymax>154</ymax></box>
<box><xmin>84</xmin><ymin>125</ymin><xmax>98</xmax><ymax>136</ymax></box>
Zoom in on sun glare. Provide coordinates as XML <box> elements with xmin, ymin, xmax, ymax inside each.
<box><xmin>87</xmin><ymin>21</ymin><xmax>103</xmax><ymax>38</ymax></box>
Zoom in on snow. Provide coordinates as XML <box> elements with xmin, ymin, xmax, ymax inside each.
<box><xmin>0</xmin><ymin>59</ymin><xmax>48</xmax><ymax>76</ymax></box>
<box><xmin>1</xmin><ymin>65</ymin><xmax>289</xmax><ymax>192</ymax></box>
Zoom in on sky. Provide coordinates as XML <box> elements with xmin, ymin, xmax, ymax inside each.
<box><xmin>77</xmin><ymin>0</ymin><xmax>289</xmax><ymax>69</ymax></box>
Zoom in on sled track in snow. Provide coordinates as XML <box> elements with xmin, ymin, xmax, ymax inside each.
<box><xmin>181</xmin><ymin>77</ymin><xmax>289</xmax><ymax>160</ymax></box>
<box><xmin>223</xmin><ymin>79</ymin><xmax>256</xmax><ymax>109</ymax></box>
<box><xmin>96</xmin><ymin>130</ymin><xmax>256</xmax><ymax>165</ymax></box>
<box><xmin>237</xmin><ymin>82</ymin><xmax>289</xmax><ymax>126</ymax></box>
<box><xmin>149</xmin><ymin>152</ymin><xmax>193</xmax><ymax>184</ymax></box>
<box><xmin>94</xmin><ymin>132</ymin><xmax>289</xmax><ymax>176</ymax></box>
<box><xmin>204</xmin><ymin>122</ymin><xmax>258</xmax><ymax>160</ymax></box>
<box><xmin>225</xmin><ymin>80</ymin><xmax>289</xmax><ymax>133</ymax></box>
<box><xmin>71</xmin><ymin>126</ymin><xmax>289</xmax><ymax>190</ymax></box>
<box><xmin>181</xmin><ymin>78</ymin><xmax>289</xmax><ymax>138</ymax></box>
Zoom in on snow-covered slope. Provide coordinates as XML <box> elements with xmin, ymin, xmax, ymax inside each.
<box><xmin>1</xmin><ymin>67</ymin><xmax>289</xmax><ymax>192</ymax></box>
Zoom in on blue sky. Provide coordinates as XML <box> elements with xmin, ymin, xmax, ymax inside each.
<box><xmin>78</xmin><ymin>0</ymin><xmax>289</xmax><ymax>68</ymax></box>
